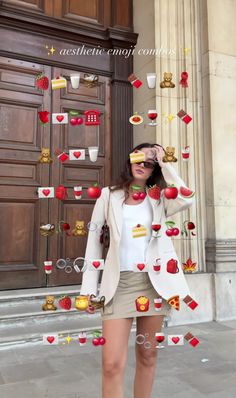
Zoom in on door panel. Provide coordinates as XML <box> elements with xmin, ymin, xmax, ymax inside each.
<box><xmin>47</xmin><ymin>67</ymin><xmax>111</xmax><ymax>286</ymax></box>
<box><xmin>0</xmin><ymin>58</ymin><xmax>51</xmax><ymax>289</ymax></box>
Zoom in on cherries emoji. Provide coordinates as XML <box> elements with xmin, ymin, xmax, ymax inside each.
<box><xmin>92</xmin><ymin>330</ymin><xmax>106</xmax><ymax>346</ymax></box>
<box><xmin>70</xmin><ymin>117</ymin><xmax>84</xmax><ymax>126</ymax></box>
<box><xmin>131</xmin><ymin>184</ymin><xmax>146</xmax><ymax>200</ymax></box>
<box><xmin>165</xmin><ymin>221</ymin><xmax>180</xmax><ymax>237</ymax></box>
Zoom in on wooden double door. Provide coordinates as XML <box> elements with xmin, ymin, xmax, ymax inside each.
<box><xmin>0</xmin><ymin>56</ymin><xmax>111</xmax><ymax>290</ymax></box>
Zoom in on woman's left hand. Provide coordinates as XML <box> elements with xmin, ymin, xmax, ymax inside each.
<box><xmin>153</xmin><ymin>145</ymin><xmax>165</xmax><ymax>168</ymax></box>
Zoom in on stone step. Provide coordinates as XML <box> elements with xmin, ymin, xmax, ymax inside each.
<box><xmin>0</xmin><ymin>285</ymin><xmax>102</xmax><ymax>348</ymax></box>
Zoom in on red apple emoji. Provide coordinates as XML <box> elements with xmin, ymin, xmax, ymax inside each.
<box><xmin>164</xmin><ymin>185</ymin><xmax>178</xmax><ymax>200</ymax></box>
<box><xmin>87</xmin><ymin>183</ymin><xmax>102</xmax><ymax>199</ymax></box>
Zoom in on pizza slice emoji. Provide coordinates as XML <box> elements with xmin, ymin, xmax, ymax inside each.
<box><xmin>167</xmin><ymin>295</ymin><xmax>180</xmax><ymax>311</ymax></box>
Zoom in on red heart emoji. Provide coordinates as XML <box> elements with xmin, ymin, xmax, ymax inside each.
<box><xmin>42</xmin><ymin>189</ymin><xmax>50</xmax><ymax>197</ymax></box>
<box><xmin>56</xmin><ymin>115</ymin><xmax>64</xmax><ymax>122</ymax></box>
<box><xmin>172</xmin><ymin>336</ymin><xmax>180</xmax><ymax>344</ymax></box>
<box><xmin>47</xmin><ymin>336</ymin><xmax>55</xmax><ymax>344</ymax></box>
<box><xmin>137</xmin><ymin>263</ymin><xmax>145</xmax><ymax>271</ymax></box>
<box><xmin>92</xmin><ymin>261</ymin><xmax>100</xmax><ymax>269</ymax></box>
<box><xmin>73</xmin><ymin>151</ymin><xmax>81</xmax><ymax>159</ymax></box>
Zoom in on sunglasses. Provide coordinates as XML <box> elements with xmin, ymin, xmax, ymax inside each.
<box><xmin>135</xmin><ymin>161</ymin><xmax>155</xmax><ymax>169</ymax></box>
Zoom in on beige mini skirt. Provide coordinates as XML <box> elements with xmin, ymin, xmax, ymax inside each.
<box><xmin>101</xmin><ymin>271</ymin><xmax>171</xmax><ymax>320</ymax></box>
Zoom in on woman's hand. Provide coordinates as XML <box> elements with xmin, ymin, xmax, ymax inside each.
<box><xmin>153</xmin><ymin>145</ymin><xmax>165</xmax><ymax>168</ymax></box>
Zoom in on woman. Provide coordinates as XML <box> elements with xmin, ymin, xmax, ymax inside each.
<box><xmin>80</xmin><ymin>142</ymin><xmax>194</xmax><ymax>398</ymax></box>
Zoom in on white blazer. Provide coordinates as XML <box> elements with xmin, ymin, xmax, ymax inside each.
<box><xmin>80</xmin><ymin>163</ymin><xmax>194</xmax><ymax>306</ymax></box>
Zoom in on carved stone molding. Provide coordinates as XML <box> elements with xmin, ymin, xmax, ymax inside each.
<box><xmin>205</xmin><ymin>240</ymin><xmax>236</xmax><ymax>273</ymax></box>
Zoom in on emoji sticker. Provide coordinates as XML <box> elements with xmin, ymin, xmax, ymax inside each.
<box><xmin>51</xmin><ymin>76</ymin><xmax>67</xmax><ymax>90</ymax></box>
<box><xmin>38</xmin><ymin>148</ymin><xmax>53</xmax><ymax>164</ymax></box>
<box><xmin>88</xmin><ymin>259</ymin><xmax>104</xmax><ymax>270</ymax></box>
<box><xmin>160</xmin><ymin>72</ymin><xmax>175</xmax><ymax>88</ymax></box>
<box><xmin>132</xmin><ymin>224</ymin><xmax>148</xmax><ymax>238</ymax></box>
<box><xmin>69</xmin><ymin>149</ymin><xmax>85</xmax><ymax>160</ymax></box>
<box><xmin>128</xmin><ymin>73</ymin><xmax>142</xmax><ymax>88</ymax></box>
<box><xmin>38</xmin><ymin>187</ymin><xmax>54</xmax><ymax>198</ymax></box>
<box><xmin>42</xmin><ymin>295</ymin><xmax>57</xmax><ymax>311</ymax></box>
<box><xmin>52</xmin><ymin>113</ymin><xmax>68</xmax><ymax>124</ymax></box>
<box><xmin>135</xmin><ymin>296</ymin><xmax>150</xmax><ymax>312</ymax></box>
<box><xmin>168</xmin><ymin>335</ymin><xmax>184</xmax><ymax>345</ymax></box>
<box><xmin>43</xmin><ymin>334</ymin><xmax>59</xmax><ymax>345</ymax></box>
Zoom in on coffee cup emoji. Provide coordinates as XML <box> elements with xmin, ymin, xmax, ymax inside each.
<box><xmin>153</xmin><ymin>258</ymin><xmax>161</xmax><ymax>272</ymax></box>
<box><xmin>74</xmin><ymin>186</ymin><xmax>82</xmax><ymax>199</ymax></box>
<box><xmin>78</xmin><ymin>332</ymin><xmax>87</xmax><ymax>346</ymax></box>
<box><xmin>154</xmin><ymin>298</ymin><xmax>162</xmax><ymax>311</ymax></box>
<box><xmin>182</xmin><ymin>146</ymin><xmax>190</xmax><ymax>160</ymax></box>
<box><xmin>44</xmin><ymin>260</ymin><xmax>53</xmax><ymax>274</ymax></box>
<box><xmin>167</xmin><ymin>258</ymin><xmax>179</xmax><ymax>274</ymax></box>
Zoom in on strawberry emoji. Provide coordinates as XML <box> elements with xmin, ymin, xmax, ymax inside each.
<box><xmin>59</xmin><ymin>296</ymin><xmax>72</xmax><ymax>310</ymax></box>
<box><xmin>148</xmin><ymin>185</ymin><xmax>161</xmax><ymax>200</ymax></box>
<box><xmin>38</xmin><ymin>111</ymin><xmax>50</xmax><ymax>124</ymax></box>
<box><xmin>36</xmin><ymin>74</ymin><xmax>49</xmax><ymax>90</ymax></box>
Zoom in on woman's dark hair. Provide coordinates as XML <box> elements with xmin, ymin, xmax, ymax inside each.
<box><xmin>109</xmin><ymin>142</ymin><xmax>167</xmax><ymax>200</ymax></box>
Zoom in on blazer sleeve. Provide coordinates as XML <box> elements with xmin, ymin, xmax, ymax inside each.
<box><xmin>161</xmin><ymin>163</ymin><xmax>195</xmax><ymax>217</ymax></box>
<box><xmin>80</xmin><ymin>187</ymin><xmax>107</xmax><ymax>296</ymax></box>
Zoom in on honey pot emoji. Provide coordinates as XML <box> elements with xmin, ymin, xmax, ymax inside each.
<box><xmin>75</xmin><ymin>295</ymin><xmax>89</xmax><ymax>311</ymax></box>
<box><xmin>135</xmin><ymin>296</ymin><xmax>150</xmax><ymax>312</ymax></box>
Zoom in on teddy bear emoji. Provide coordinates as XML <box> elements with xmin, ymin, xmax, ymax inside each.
<box><xmin>42</xmin><ymin>295</ymin><xmax>57</xmax><ymax>311</ymax></box>
<box><xmin>72</xmin><ymin>220</ymin><xmax>87</xmax><ymax>236</ymax></box>
<box><xmin>38</xmin><ymin>148</ymin><xmax>53</xmax><ymax>163</ymax></box>
<box><xmin>160</xmin><ymin>72</ymin><xmax>175</xmax><ymax>88</ymax></box>
<box><xmin>163</xmin><ymin>147</ymin><xmax>178</xmax><ymax>163</ymax></box>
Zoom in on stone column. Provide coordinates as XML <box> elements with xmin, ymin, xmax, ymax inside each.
<box><xmin>201</xmin><ymin>0</ymin><xmax>236</xmax><ymax>320</ymax></box>
<box><xmin>154</xmin><ymin>0</ymin><xmax>206</xmax><ymax>275</ymax></box>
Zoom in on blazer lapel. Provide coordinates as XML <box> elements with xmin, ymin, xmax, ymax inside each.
<box><xmin>110</xmin><ymin>187</ymin><xmax>163</xmax><ymax>236</ymax></box>
<box><xmin>110</xmin><ymin>189</ymin><xmax>125</xmax><ymax>236</ymax></box>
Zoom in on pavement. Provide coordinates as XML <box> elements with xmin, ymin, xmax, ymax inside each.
<box><xmin>0</xmin><ymin>320</ymin><xmax>235</xmax><ymax>398</ymax></box>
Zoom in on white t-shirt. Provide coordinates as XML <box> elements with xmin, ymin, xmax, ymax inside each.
<box><xmin>119</xmin><ymin>196</ymin><xmax>153</xmax><ymax>271</ymax></box>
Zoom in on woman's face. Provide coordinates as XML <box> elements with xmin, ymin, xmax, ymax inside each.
<box><xmin>130</xmin><ymin>147</ymin><xmax>155</xmax><ymax>182</ymax></box>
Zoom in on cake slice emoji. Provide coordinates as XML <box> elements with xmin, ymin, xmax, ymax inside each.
<box><xmin>132</xmin><ymin>224</ymin><xmax>148</xmax><ymax>238</ymax></box>
<box><xmin>129</xmin><ymin>150</ymin><xmax>145</xmax><ymax>164</ymax></box>
<box><xmin>167</xmin><ymin>295</ymin><xmax>180</xmax><ymax>311</ymax></box>
<box><xmin>51</xmin><ymin>76</ymin><xmax>67</xmax><ymax>90</ymax></box>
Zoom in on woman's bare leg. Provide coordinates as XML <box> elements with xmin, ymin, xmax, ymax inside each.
<box><xmin>102</xmin><ymin>318</ymin><xmax>133</xmax><ymax>398</ymax></box>
<box><xmin>134</xmin><ymin>315</ymin><xmax>164</xmax><ymax>398</ymax></box>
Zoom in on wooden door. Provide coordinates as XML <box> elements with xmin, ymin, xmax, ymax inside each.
<box><xmin>0</xmin><ymin>57</ymin><xmax>51</xmax><ymax>289</ymax></box>
<box><xmin>0</xmin><ymin>58</ymin><xmax>111</xmax><ymax>290</ymax></box>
